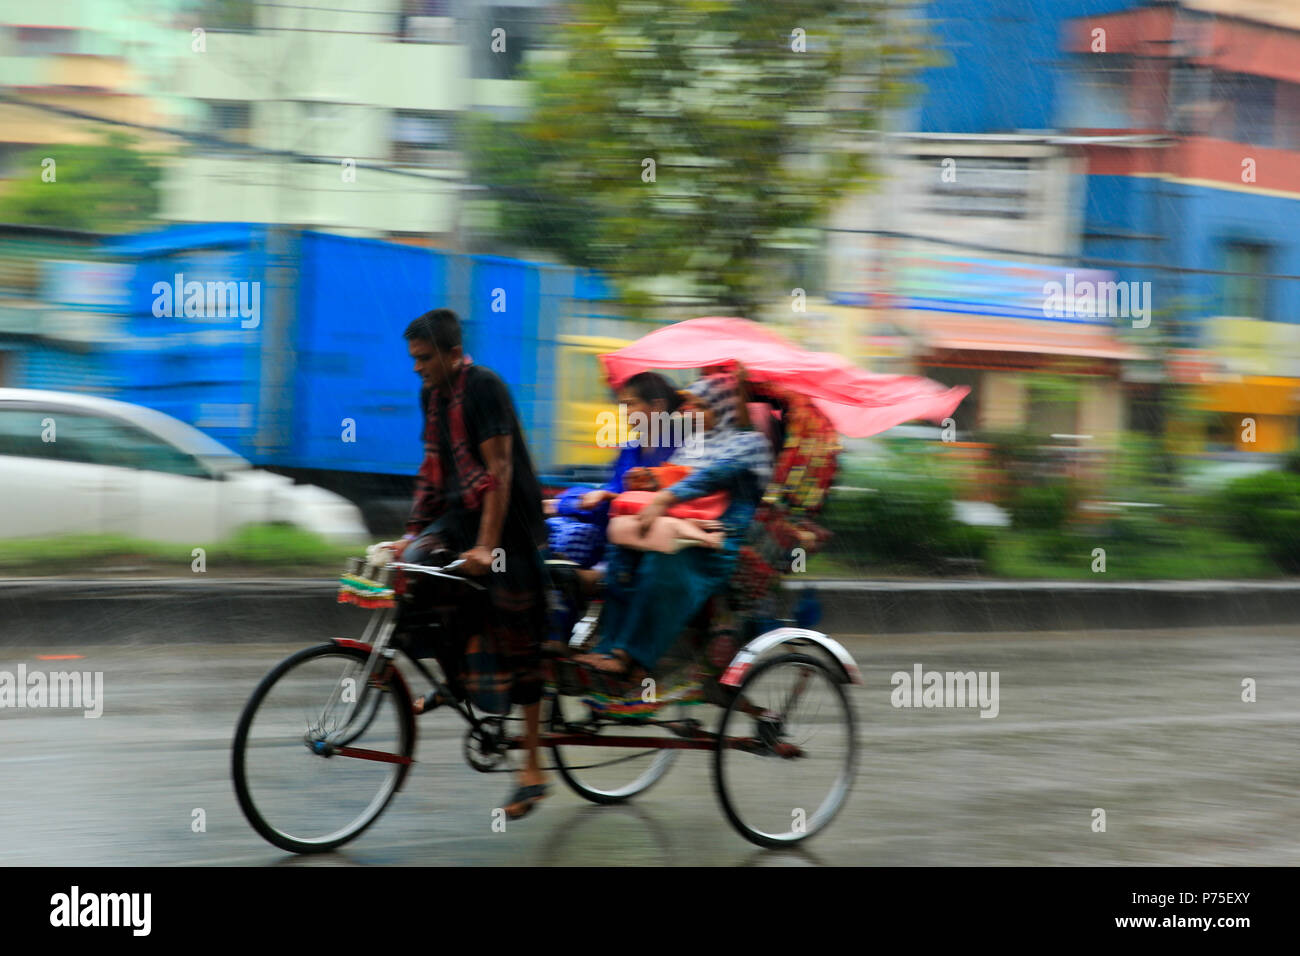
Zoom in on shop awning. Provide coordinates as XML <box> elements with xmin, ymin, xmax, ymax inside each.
<box><xmin>913</xmin><ymin>314</ymin><xmax>1147</xmax><ymax>361</ymax></box>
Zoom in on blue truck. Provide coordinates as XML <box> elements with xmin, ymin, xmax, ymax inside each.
<box><xmin>0</xmin><ymin>222</ymin><xmax>649</xmax><ymax>532</ymax></box>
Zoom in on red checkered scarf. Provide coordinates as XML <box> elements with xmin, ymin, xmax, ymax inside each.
<box><xmin>409</xmin><ymin>357</ymin><xmax>498</xmax><ymax>529</ymax></box>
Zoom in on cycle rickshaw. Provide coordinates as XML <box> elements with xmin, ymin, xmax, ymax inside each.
<box><xmin>232</xmin><ymin>360</ymin><xmax>866</xmax><ymax>852</ymax></box>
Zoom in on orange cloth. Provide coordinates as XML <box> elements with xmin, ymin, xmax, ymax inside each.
<box><xmin>610</xmin><ymin>490</ymin><xmax>730</xmax><ymax>520</ymax></box>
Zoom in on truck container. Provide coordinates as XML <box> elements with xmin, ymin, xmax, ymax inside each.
<box><xmin>0</xmin><ymin>221</ymin><xmax>645</xmax><ymax>532</ymax></box>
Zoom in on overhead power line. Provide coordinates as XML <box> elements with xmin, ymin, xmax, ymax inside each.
<box><xmin>825</xmin><ymin>227</ymin><xmax>1300</xmax><ymax>281</ymax></box>
<box><xmin>0</xmin><ymin>94</ymin><xmax>468</xmax><ymax>184</ymax></box>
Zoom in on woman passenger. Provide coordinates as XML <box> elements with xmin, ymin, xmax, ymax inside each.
<box><xmin>575</xmin><ymin>370</ymin><xmax>771</xmax><ymax>680</ymax></box>
<box><xmin>546</xmin><ymin>371</ymin><xmax>684</xmax><ymax>572</ymax></box>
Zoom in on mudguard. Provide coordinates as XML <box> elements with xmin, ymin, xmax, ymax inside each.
<box><xmin>719</xmin><ymin>627</ymin><xmax>863</xmax><ymax>688</ymax></box>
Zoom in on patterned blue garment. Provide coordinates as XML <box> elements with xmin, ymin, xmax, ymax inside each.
<box><xmin>546</xmin><ymin>443</ymin><xmax>676</xmax><ymax>568</ymax></box>
<box><xmin>545</xmin><ymin>515</ymin><xmax>606</xmax><ymax>568</ymax></box>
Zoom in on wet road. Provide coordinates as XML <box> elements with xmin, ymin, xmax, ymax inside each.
<box><xmin>2</xmin><ymin>626</ymin><xmax>1297</xmax><ymax>866</ymax></box>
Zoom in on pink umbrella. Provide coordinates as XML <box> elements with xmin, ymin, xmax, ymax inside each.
<box><xmin>599</xmin><ymin>316</ymin><xmax>969</xmax><ymax>438</ymax></box>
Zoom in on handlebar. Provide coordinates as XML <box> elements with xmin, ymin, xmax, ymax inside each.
<box><xmin>427</xmin><ymin>558</ymin><xmax>467</xmax><ymax>573</ymax></box>
<box><xmin>388</xmin><ymin>558</ymin><xmax>487</xmax><ymax>592</ymax></box>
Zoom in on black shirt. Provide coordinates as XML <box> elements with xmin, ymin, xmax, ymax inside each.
<box><xmin>418</xmin><ymin>365</ymin><xmax>547</xmax><ymax>553</ymax></box>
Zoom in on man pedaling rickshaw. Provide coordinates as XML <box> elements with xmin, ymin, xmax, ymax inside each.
<box><xmin>378</xmin><ymin>308</ymin><xmax>551</xmax><ymax>821</ymax></box>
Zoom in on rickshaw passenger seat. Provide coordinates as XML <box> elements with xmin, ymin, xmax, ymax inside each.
<box><xmin>723</xmin><ymin>380</ymin><xmax>839</xmax><ymax>617</ymax></box>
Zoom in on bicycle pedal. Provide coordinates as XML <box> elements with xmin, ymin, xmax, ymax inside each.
<box><xmin>569</xmin><ymin>604</ymin><xmax>601</xmax><ymax>648</ymax></box>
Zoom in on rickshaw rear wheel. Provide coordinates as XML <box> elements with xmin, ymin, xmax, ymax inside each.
<box><xmin>712</xmin><ymin>652</ymin><xmax>856</xmax><ymax>848</ymax></box>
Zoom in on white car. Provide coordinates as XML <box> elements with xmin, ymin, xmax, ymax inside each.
<box><xmin>0</xmin><ymin>388</ymin><xmax>367</xmax><ymax>543</ymax></box>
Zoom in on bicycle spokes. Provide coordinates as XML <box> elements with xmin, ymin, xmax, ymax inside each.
<box><xmin>233</xmin><ymin>645</ymin><xmax>413</xmax><ymax>852</ymax></box>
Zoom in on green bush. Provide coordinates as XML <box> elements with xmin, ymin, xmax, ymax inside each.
<box><xmin>984</xmin><ymin>530</ymin><xmax>1075</xmax><ymax>576</ymax></box>
<box><xmin>937</xmin><ymin>522</ymin><xmax>996</xmax><ymax>562</ymax></box>
<box><xmin>1093</xmin><ymin>507</ymin><xmax>1181</xmax><ymax>549</ymax></box>
<box><xmin>1110</xmin><ymin>430</ymin><xmax>1180</xmax><ymax>493</ymax></box>
<box><xmin>0</xmin><ymin>523</ymin><xmax>359</xmax><ymax>574</ymax></box>
<box><xmin>1216</xmin><ymin>470</ymin><xmax>1300</xmax><ymax>570</ymax></box>
<box><xmin>823</xmin><ymin>467</ymin><xmax>960</xmax><ymax>567</ymax></box>
<box><xmin>978</xmin><ymin>428</ymin><xmax>1046</xmax><ymax>461</ymax></box>
<box><xmin>1009</xmin><ymin>479</ymin><xmax>1078</xmax><ymax>531</ymax></box>
<box><xmin>977</xmin><ymin>429</ymin><xmax>1048</xmax><ymax>487</ymax></box>
<box><xmin>987</xmin><ymin>523</ymin><xmax>1276</xmax><ymax>579</ymax></box>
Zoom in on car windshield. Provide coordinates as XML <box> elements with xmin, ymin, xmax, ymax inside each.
<box><xmin>122</xmin><ymin>405</ymin><xmax>253</xmax><ymax>474</ymax></box>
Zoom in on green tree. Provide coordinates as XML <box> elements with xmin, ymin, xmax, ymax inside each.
<box><xmin>1118</xmin><ymin>295</ymin><xmax>1217</xmax><ymax>476</ymax></box>
<box><xmin>0</xmin><ymin>132</ymin><xmax>161</xmax><ymax>233</ymax></box>
<box><xmin>465</xmin><ymin>0</ymin><xmax>925</xmax><ymax>313</ymax></box>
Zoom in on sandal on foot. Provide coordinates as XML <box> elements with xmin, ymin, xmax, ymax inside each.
<box><xmin>593</xmin><ymin>650</ymin><xmax>647</xmax><ymax>682</ymax></box>
<box><xmin>412</xmin><ymin>690</ymin><xmax>449</xmax><ymax>716</ymax></box>
<box><xmin>504</xmin><ymin>783</ymin><xmax>549</xmax><ymax>820</ymax></box>
<box><xmin>577</xmin><ymin>653</ymin><xmax>647</xmax><ymax>692</ymax></box>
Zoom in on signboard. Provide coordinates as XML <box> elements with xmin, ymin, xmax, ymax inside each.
<box><xmin>1208</xmin><ymin>317</ymin><xmax>1300</xmax><ymax>378</ymax></box>
<box><xmin>886</xmin><ymin>252</ymin><xmax>1117</xmax><ymax>325</ymax></box>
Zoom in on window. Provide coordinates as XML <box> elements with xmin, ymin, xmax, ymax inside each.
<box><xmin>391</xmin><ymin>110</ymin><xmax>455</xmax><ymax>166</ymax></box>
<box><xmin>471</xmin><ymin>6</ymin><xmax>541</xmax><ymax>80</ymax></box>
<box><xmin>1274</xmin><ymin>80</ymin><xmax>1300</xmax><ymax>150</ymax></box>
<box><xmin>920</xmin><ymin>155</ymin><xmax>1034</xmax><ymax>220</ymax></box>
<box><xmin>1222</xmin><ymin>242</ymin><xmax>1269</xmax><ymax>319</ymax></box>
<box><xmin>300</xmin><ymin>101</ymin><xmax>347</xmax><ymax>145</ymax></box>
<box><xmin>1233</xmin><ymin>75</ymin><xmax>1275</xmax><ymax>147</ymax></box>
<box><xmin>0</xmin><ymin>408</ymin><xmax>213</xmax><ymax>478</ymax></box>
<box><xmin>0</xmin><ymin>143</ymin><xmax>28</xmax><ymax>180</ymax></box>
<box><xmin>400</xmin><ymin>0</ymin><xmax>455</xmax><ymax>42</ymax></box>
<box><xmin>1060</xmin><ymin>57</ymin><xmax>1133</xmax><ymax>130</ymax></box>
<box><xmin>302</xmin><ymin>101</ymin><xmax>342</xmax><ymax>126</ymax></box>
<box><xmin>1170</xmin><ymin>64</ymin><xmax>1215</xmax><ymax>135</ymax></box>
<box><xmin>1206</xmin><ymin>412</ymin><xmax>1242</xmax><ymax>451</ymax></box>
<box><xmin>1126</xmin><ymin>383</ymin><xmax>1165</xmax><ymax>438</ymax></box>
<box><xmin>1208</xmin><ymin>73</ymin><xmax>1277</xmax><ymax>146</ymax></box>
<box><xmin>201</xmin><ymin>100</ymin><xmax>252</xmax><ymax>148</ymax></box>
<box><xmin>565</xmin><ymin>349</ymin><xmax>609</xmax><ymax>406</ymax></box>
<box><xmin>12</xmin><ymin>27</ymin><xmax>80</xmax><ymax>56</ymax></box>
<box><xmin>203</xmin><ymin>0</ymin><xmax>256</xmax><ymax>32</ymax></box>
<box><xmin>0</xmin><ymin>409</ymin><xmax>62</xmax><ymax>461</ymax></box>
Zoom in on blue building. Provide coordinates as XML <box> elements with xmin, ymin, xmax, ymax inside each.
<box><xmin>873</xmin><ymin>0</ymin><xmax>1300</xmax><ymax>451</ymax></box>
